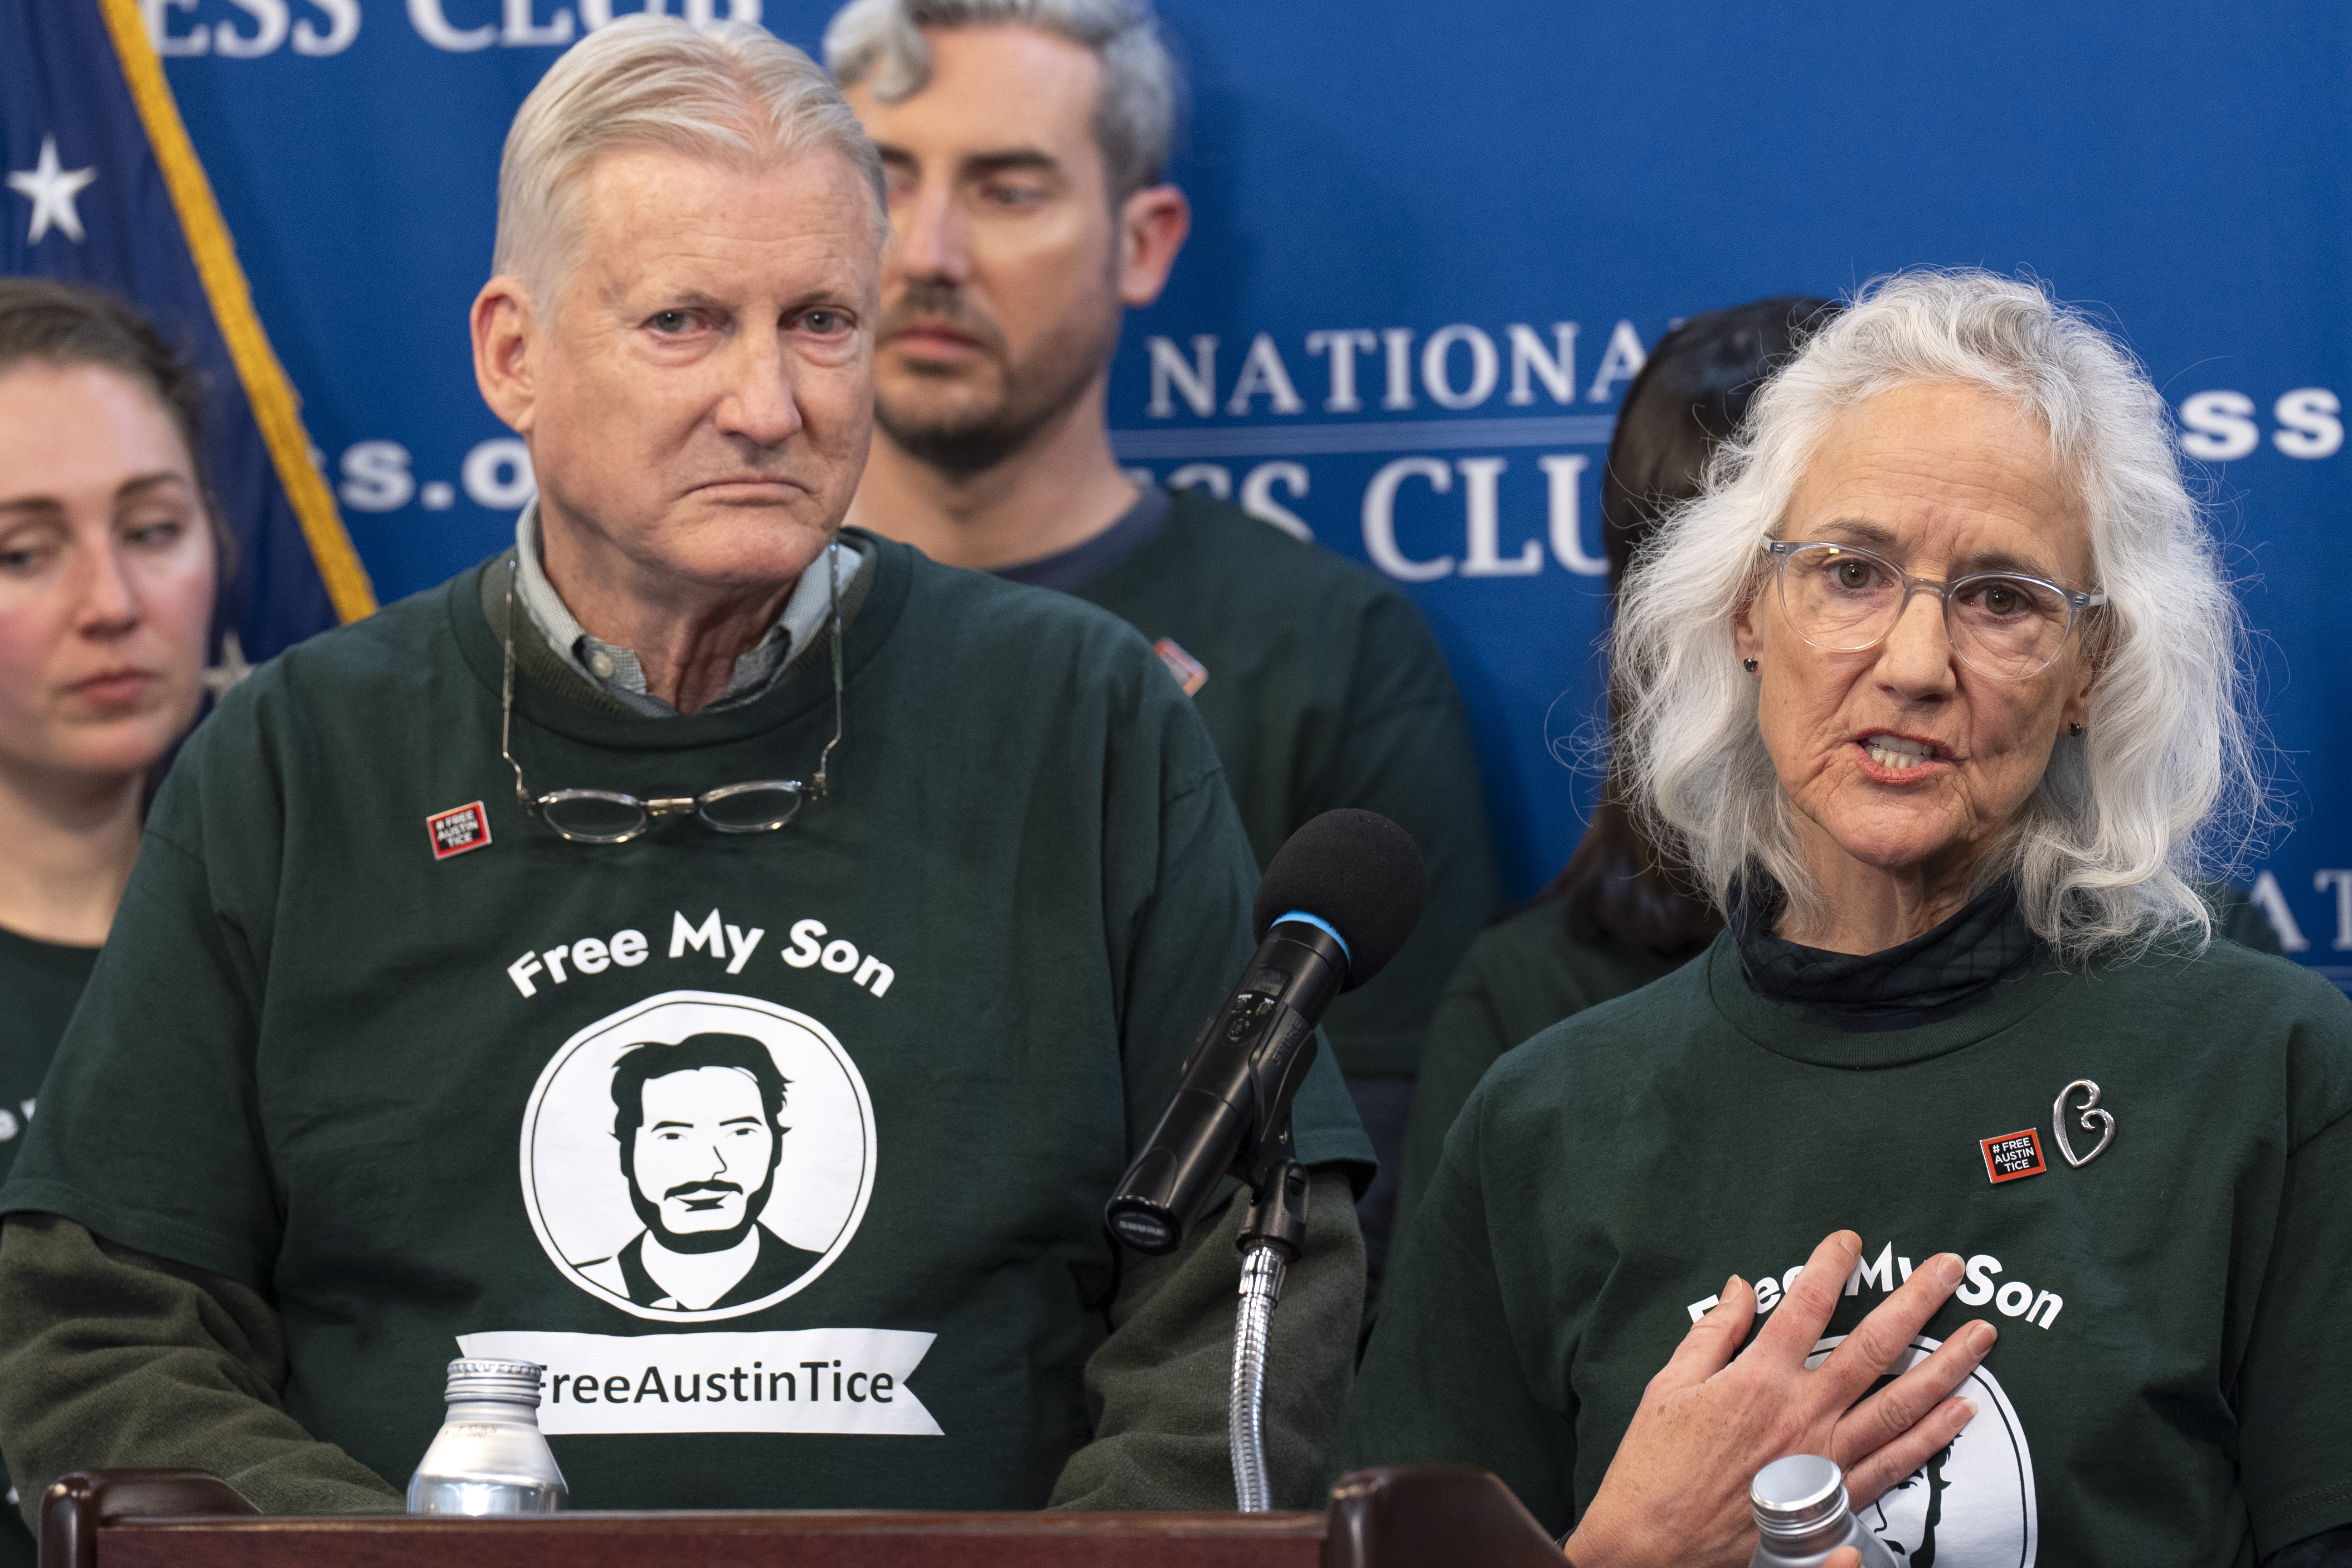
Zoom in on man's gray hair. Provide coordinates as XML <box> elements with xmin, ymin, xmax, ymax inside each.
<box><xmin>1611</xmin><ymin>268</ymin><xmax>2266</xmax><ymax>959</ymax></box>
<box><xmin>496</xmin><ymin>15</ymin><xmax>887</xmax><ymax>301</ymax></box>
<box><xmin>822</xmin><ymin>0</ymin><xmax>1177</xmax><ymax>202</ymax></box>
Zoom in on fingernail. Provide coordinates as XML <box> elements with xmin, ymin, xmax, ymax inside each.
<box><xmin>1954</xmin><ymin>1398</ymin><xmax>1979</xmax><ymax>1426</ymax></box>
<box><xmin>1934</xmin><ymin>1253</ymin><xmax>1963</xmax><ymax>1288</ymax></box>
<box><xmin>1972</xmin><ymin>1321</ymin><xmax>1998</xmax><ymax>1353</ymax></box>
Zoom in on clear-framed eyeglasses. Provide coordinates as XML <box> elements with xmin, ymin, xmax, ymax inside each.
<box><xmin>1762</xmin><ymin>539</ymin><xmax>2106</xmax><ymax>680</ymax></box>
<box><xmin>499</xmin><ymin>547</ymin><xmax>845</xmax><ymax>845</ymax></box>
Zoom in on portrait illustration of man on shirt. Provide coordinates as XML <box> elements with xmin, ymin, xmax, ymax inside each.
<box><xmin>575</xmin><ymin>1033</ymin><xmax>827</xmax><ymax>1312</ymax></box>
<box><xmin>1867</xmin><ymin>1440</ymin><xmax>1955</xmax><ymax>1567</ymax></box>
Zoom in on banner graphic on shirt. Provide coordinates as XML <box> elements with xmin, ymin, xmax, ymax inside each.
<box><xmin>457</xmin><ymin>1329</ymin><xmax>942</xmax><ymax>1437</ymax></box>
<box><xmin>1808</xmin><ymin>1335</ymin><xmax>2038</xmax><ymax>1568</ymax></box>
<box><xmin>519</xmin><ymin>991</ymin><xmax>877</xmax><ymax>1324</ymax></box>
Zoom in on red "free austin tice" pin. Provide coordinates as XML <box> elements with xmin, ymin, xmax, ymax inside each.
<box><xmin>1979</xmin><ymin>1127</ymin><xmax>2048</xmax><ymax>1184</ymax></box>
<box><xmin>426</xmin><ymin>801</ymin><xmax>492</xmax><ymax>860</ymax></box>
<box><xmin>1152</xmin><ymin>637</ymin><xmax>1209</xmax><ymax>696</ymax></box>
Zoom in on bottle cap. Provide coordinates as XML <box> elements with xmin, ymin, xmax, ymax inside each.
<box><xmin>1751</xmin><ymin>1454</ymin><xmax>1847</xmax><ymax>1535</ymax></box>
<box><xmin>442</xmin><ymin>1358</ymin><xmax>546</xmax><ymax>1407</ymax></box>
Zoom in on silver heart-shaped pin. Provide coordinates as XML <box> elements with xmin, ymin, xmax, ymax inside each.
<box><xmin>2052</xmin><ymin>1079</ymin><xmax>2115</xmax><ymax>1168</ymax></box>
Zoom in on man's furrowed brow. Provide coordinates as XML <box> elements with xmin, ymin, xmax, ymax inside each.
<box><xmin>651</xmin><ymin>288</ymin><xmax>729</xmax><ymax>312</ymax></box>
<box><xmin>600</xmin><ymin>274</ymin><xmax>726</xmax><ymax>315</ymax></box>
<box><xmin>962</xmin><ymin>148</ymin><xmax>1062</xmax><ymax>179</ymax></box>
<box><xmin>871</xmin><ymin>143</ymin><xmax>1064</xmax><ymax>186</ymax></box>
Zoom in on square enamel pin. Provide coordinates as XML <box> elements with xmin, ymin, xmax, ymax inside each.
<box><xmin>427</xmin><ymin>801</ymin><xmax>492</xmax><ymax>860</ymax></box>
<box><xmin>1153</xmin><ymin>637</ymin><xmax>1208</xmax><ymax>696</ymax></box>
<box><xmin>1979</xmin><ymin>1127</ymin><xmax>2047</xmax><ymax>1184</ymax></box>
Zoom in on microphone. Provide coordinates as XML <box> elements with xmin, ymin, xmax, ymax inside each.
<box><xmin>1105</xmin><ymin>809</ymin><xmax>1428</xmax><ymax>1255</ymax></box>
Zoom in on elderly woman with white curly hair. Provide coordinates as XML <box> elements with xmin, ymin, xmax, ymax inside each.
<box><xmin>1333</xmin><ymin>270</ymin><xmax>2352</xmax><ymax>1568</ymax></box>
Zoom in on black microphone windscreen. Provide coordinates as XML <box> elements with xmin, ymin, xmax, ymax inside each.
<box><xmin>1251</xmin><ymin>809</ymin><xmax>1428</xmax><ymax>992</ymax></box>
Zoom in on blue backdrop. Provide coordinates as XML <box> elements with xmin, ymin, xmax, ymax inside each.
<box><xmin>85</xmin><ymin>0</ymin><xmax>2352</xmax><ymax>985</ymax></box>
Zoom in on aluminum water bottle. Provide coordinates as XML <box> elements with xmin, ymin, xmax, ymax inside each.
<box><xmin>406</xmin><ymin>1358</ymin><xmax>568</xmax><ymax>1515</ymax></box>
<box><xmin>1748</xmin><ymin>1455</ymin><xmax>1899</xmax><ymax>1568</ymax></box>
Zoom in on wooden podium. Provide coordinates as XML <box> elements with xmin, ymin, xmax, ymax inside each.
<box><xmin>39</xmin><ymin>1464</ymin><xmax>1565</xmax><ymax>1568</ymax></box>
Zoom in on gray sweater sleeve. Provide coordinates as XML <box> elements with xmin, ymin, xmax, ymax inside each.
<box><xmin>0</xmin><ymin>1213</ymin><xmax>402</xmax><ymax>1528</ymax></box>
<box><xmin>1047</xmin><ymin>1167</ymin><xmax>1365</xmax><ymax>1511</ymax></box>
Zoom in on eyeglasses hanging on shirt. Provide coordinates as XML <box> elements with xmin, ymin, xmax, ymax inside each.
<box><xmin>498</xmin><ymin>546</ymin><xmax>845</xmax><ymax>845</ymax></box>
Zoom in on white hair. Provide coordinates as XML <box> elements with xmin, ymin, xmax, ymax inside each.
<box><xmin>495</xmin><ymin>15</ymin><xmax>887</xmax><ymax>301</ymax></box>
<box><xmin>823</xmin><ymin>0</ymin><xmax>1178</xmax><ymax>202</ymax></box>
<box><xmin>1613</xmin><ymin>268</ymin><xmax>2266</xmax><ymax>959</ymax></box>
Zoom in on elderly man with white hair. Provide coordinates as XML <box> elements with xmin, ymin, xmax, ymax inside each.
<box><xmin>0</xmin><ymin>17</ymin><xmax>1369</xmax><ymax>1519</ymax></box>
<box><xmin>1336</xmin><ymin>271</ymin><xmax>2352</xmax><ymax>1566</ymax></box>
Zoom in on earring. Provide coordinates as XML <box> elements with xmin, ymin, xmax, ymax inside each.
<box><xmin>1742</xmin><ymin>658</ymin><xmax>1758</xmax><ymax>673</ymax></box>
<box><xmin>2068</xmin><ymin>722</ymin><xmax>2084</xmax><ymax>737</ymax></box>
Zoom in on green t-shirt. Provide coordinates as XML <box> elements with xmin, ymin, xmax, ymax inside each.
<box><xmin>1395</xmin><ymin>887</ymin><xmax>2287</xmax><ymax>1253</ymax></box>
<box><xmin>1</xmin><ymin>533</ymin><xmax>1370</xmax><ymax>1513</ymax></box>
<box><xmin>1072</xmin><ymin>491</ymin><xmax>1500</xmax><ymax>1077</ymax></box>
<box><xmin>0</xmin><ymin>926</ymin><xmax>93</xmax><ymax>1568</ymax></box>
<box><xmin>0</xmin><ymin>927</ymin><xmax>88</xmax><ymax>1184</ymax></box>
<box><xmin>1336</xmin><ymin>931</ymin><xmax>2352</xmax><ymax>1564</ymax></box>
<box><xmin>1391</xmin><ymin>907</ymin><xmax>1692</xmax><ymax>1253</ymax></box>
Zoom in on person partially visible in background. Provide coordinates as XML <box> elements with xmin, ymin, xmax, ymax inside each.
<box><xmin>0</xmin><ymin>277</ymin><xmax>221</xmax><ymax>1568</ymax></box>
<box><xmin>1391</xmin><ymin>296</ymin><xmax>1835</xmax><ymax>1254</ymax></box>
<box><xmin>824</xmin><ymin>0</ymin><xmax>1498</xmax><ymax>1295</ymax></box>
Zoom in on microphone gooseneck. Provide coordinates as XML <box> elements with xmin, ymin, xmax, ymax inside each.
<box><xmin>1106</xmin><ymin>809</ymin><xmax>1427</xmax><ymax>1514</ymax></box>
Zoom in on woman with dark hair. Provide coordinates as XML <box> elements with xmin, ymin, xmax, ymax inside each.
<box><xmin>0</xmin><ymin>281</ymin><xmax>219</xmax><ymax>942</ymax></box>
<box><xmin>0</xmin><ymin>280</ymin><xmax>219</xmax><ymax>1564</ymax></box>
<box><xmin>0</xmin><ymin>275</ymin><xmax>219</xmax><ymax>1210</ymax></box>
<box><xmin>1391</xmin><ymin>295</ymin><xmax>1837</xmax><ymax>1250</ymax></box>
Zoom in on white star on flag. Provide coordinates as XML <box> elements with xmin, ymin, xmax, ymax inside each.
<box><xmin>203</xmin><ymin>630</ymin><xmax>254</xmax><ymax>698</ymax></box>
<box><xmin>8</xmin><ymin>136</ymin><xmax>98</xmax><ymax>245</ymax></box>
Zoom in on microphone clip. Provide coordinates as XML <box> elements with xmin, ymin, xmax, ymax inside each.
<box><xmin>1237</xmin><ymin>1152</ymin><xmax>1309</xmax><ymax>1262</ymax></box>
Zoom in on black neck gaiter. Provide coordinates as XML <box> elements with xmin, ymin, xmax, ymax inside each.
<box><xmin>1733</xmin><ymin>879</ymin><xmax>2044</xmax><ymax>1034</ymax></box>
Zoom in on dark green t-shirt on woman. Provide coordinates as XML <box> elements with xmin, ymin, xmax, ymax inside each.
<box><xmin>0</xmin><ymin>927</ymin><xmax>89</xmax><ymax>1181</ymax></box>
<box><xmin>1392</xmin><ymin>907</ymin><xmax>1691</xmax><ymax>1252</ymax></box>
<box><xmin>0</xmin><ymin>926</ymin><xmax>94</xmax><ymax>1567</ymax></box>
<box><xmin>1336</xmin><ymin>930</ymin><xmax>2352</xmax><ymax>1564</ymax></box>
<box><xmin>1390</xmin><ymin>884</ymin><xmax>2286</xmax><ymax>1260</ymax></box>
